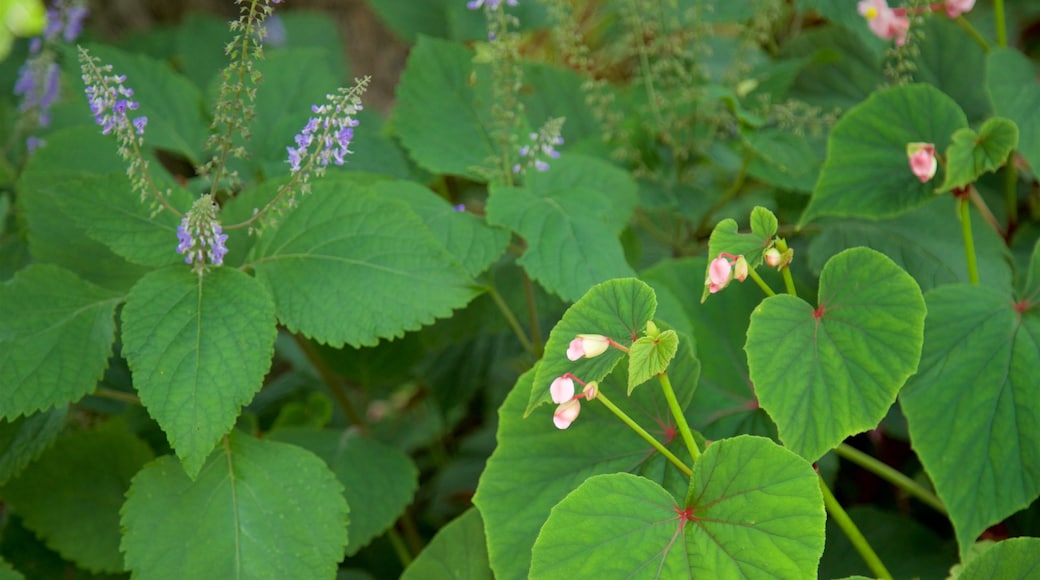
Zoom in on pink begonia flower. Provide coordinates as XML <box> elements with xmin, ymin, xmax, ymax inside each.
<box><xmin>566</xmin><ymin>334</ymin><xmax>610</xmax><ymax>361</ymax></box>
<box><xmin>550</xmin><ymin>376</ymin><xmax>575</xmax><ymax>404</ymax></box>
<box><xmin>553</xmin><ymin>399</ymin><xmax>581</xmax><ymax>429</ymax></box>
<box><xmin>858</xmin><ymin>0</ymin><xmax>910</xmax><ymax>46</ymax></box>
<box><xmin>582</xmin><ymin>381</ymin><xmax>598</xmax><ymax>400</ymax></box>
<box><xmin>764</xmin><ymin>247</ymin><xmax>782</xmax><ymax>268</ymax></box>
<box><xmin>906</xmin><ymin>142</ymin><xmax>937</xmax><ymax>183</ymax></box>
<box><xmin>707</xmin><ymin>255</ymin><xmax>733</xmax><ymax>294</ymax></box>
<box><xmin>733</xmin><ymin>256</ymin><xmax>749</xmax><ymax>282</ymax></box>
<box><xmin>944</xmin><ymin>0</ymin><xmax>975</xmax><ymax>18</ymax></box>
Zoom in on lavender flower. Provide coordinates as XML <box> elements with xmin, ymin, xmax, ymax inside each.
<box><xmin>467</xmin><ymin>0</ymin><xmax>518</xmax><ymax>9</ymax></box>
<box><xmin>286</xmin><ymin>78</ymin><xmax>368</xmax><ymax>179</ymax></box>
<box><xmin>513</xmin><ymin>117</ymin><xmax>565</xmax><ymax>175</ymax></box>
<box><xmin>176</xmin><ymin>195</ymin><xmax>229</xmax><ymax>270</ymax></box>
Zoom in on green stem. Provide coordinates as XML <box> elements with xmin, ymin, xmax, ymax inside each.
<box><xmin>956</xmin><ymin>15</ymin><xmax>991</xmax><ymax>52</ymax></box>
<box><xmin>834</xmin><ymin>444</ymin><xmax>947</xmax><ymax>516</ymax></box>
<box><xmin>485</xmin><ymin>283</ymin><xmax>535</xmax><ymax>355</ymax></box>
<box><xmin>958</xmin><ymin>196</ymin><xmax>980</xmax><ymax>285</ymax></box>
<box><xmin>744</xmin><ymin>266</ymin><xmax>777</xmax><ymax>297</ymax></box>
<box><xmin>386</xmin><ymin>527</ymin><xmax>413</xmax><ymax>569</ymax></box>
<box><xmin>521</xmin><ymin>271</ymin><xmax>544</xmax><ymax>357</ymax></box>
<box><xmin>92</xmin><ymin>387</ymin><xmax>142</xmax><ymax>405</ymax></box>
<box><xmin>773</xmin><ymin>238</ymin><xmax>798</xmax><ymax>295</ymax></box>
<box><xmin>595</xmin><ymin>390</ymin><xmax>692</xmax><ymax>477</ymax></box>
<box><xmin>657</xmin><ymin>372</ymin><xmax>701</xmax><ymax>463</ymax></box>
<box><xmin>291</xmin><ymin>333</ymin><xmax>368</xmax><ymax>432</ymax></box>
<box><xmin>819</xmin><ymin>475</ymin><xmax>893</xmax><ymax>580</ymax></box>
<box><xmin>968</xmin><ymin>187</ymin><xmax>1004</xmax><ymax>239</ymax></box>
<box><xmin>993</xmin><ymin>0</ymin><xmax>1007</xmax><ymax>47</ymax></box>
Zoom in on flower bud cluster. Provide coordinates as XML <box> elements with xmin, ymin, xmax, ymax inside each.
<box><xmin>513</xmin><ymin>117</ymin><xmax>565</xmax><ymax>175</ymax></box>
<box><xmin>705</xmin><ymin>253</ymin><xmax>748</xmax><ymax>295</ymax></box>
<box><xmin>177</xmin><ymin>195</ymin><xmax>229</xmax><ymax>271</ymax></box>
<box><xmin>548</xmin><ymin>333</ymin><xmax>614</xmax><ymax>429</ymax></box>
<box><xmin>286</xmin><ymin>77</ymin><xmax>369</xmax><ymax>186</ymax></box>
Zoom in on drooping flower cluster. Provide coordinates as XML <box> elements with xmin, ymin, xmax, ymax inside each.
<box><xmin>857</xmin><ymin>0</ymin><xmax>976</xmax><ymax>45</ymax></box>
<box><xmin>286</xmin><ymin>77</ymin><xmax>369</xmax><ymax>181</ymax></box>
<box><xmin>906</xmin><ymin>142</ymin><xmax>938</xmax><ymax>183</ymax></box>
<box><xmin>549</xmin><ymin>374</ymin><xmax>599</xmax><ymax>430</ymax></box>
<box><xmin>705</xmin><ymin>253</ymin><xmax>749</xmax><ymax>294</ymax></box>
<box><xmin>513</xmin><ymin>117</ymin><xmax>565</xmax><ymax>175</ymax></box>
<box><xmin>14</xmin><ymin>0</ymin><xmax>88</xmax><ymax>151</ymax></box>
<box><xmin>176</xmin><ymin>195</ymin><xmax>229</xmax><ymax>270</ymax></box>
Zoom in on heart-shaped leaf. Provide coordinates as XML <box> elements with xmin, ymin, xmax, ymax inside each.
<box><xmin>628</xmin><ymin>329</ymin><xmax>679</xmax><ymax>394</ymax></box>
<box><xmin>746</xmin><ymin>247</ymin><xmax>925</xmax><ymax>461</ymax></box>
<box><xmin>938</xmin><ymin>117</ymin><xmax>1018</xmax><ymax>193</ymax></box>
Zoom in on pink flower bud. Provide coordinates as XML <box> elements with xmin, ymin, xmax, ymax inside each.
<box><xmin>907</xmin><ymin>142</ymin><xmax>937</xmax><ymax>183</ymax></box>
<box><xmin>944</xmin><ymin>0</ymin><xmax>975</xmax><ymax>18</ymax></box>
<box><xmin>566</xmin><ymin>334</ymin><xmax>610</xmax><ymax>361</ymax></box>
<box><xmin>764</xmin><ymin>248</ymin><xmax>782</xmax><ymax>268</ymax></box>
<box><xmin>858</xmin><ymin>0</ymin><xmax>910</xmax><ymax>45</ymax></box>
<box><xmin>733</xmin><ymin>256</ymin><xmax>749</xmax><ymax>282</ymax></box>
<box><xmin>553</xmin><ymin>399</ymin><xmax>581</xmax><ymax>429</ymax></box>
<box><xmin>707</xmin><ymin>255</ymin><xmax>733</xmax><ymax>294</ymax></box>
<box><xmin>550</xmin><ymin>376</ymin><xmax>576</xmax><ymax>404</ymax></box>
<box><xmin>583</xmin><ymin>381</ymin><xmax>598</xmax><ymax>401</ymax></box>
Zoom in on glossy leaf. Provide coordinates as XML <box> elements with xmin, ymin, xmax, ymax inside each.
<box><xmin>121</xmin><ymin>431</ymin><xmax>348</xmax><ymax>579</ymax></box>
<box><xmin>401</xmin><ymin>509</ymin><xmax>492</xmax><ymax>580</ymax></box>
<box><xmin>267</xmin><ymin>428</ymin><xmax>418</xmax><ymax>555</ymax></box>
<box><xmin>986</xmin><ymin>48</ymin><xmax>1040</xmax><ymax>172</ymax></box>
<box><xmin>121</xmin><ymin>266</ymin><xmax>277</xmax><ymax>478</ymax></box>
<box><xmin>0</xmin><ymin>407</ymin><xmax>68</xmax><ymax>484</ymax></box>
<box><xmin>487</xmin><ymin>154</ymin><xmax>638</xmax><ymax>301</ymax></box>
<box><xmin>529</xmin><ymin>436</ymin><xmax>825</xmax><ymax>578</ymax></box>
<box><xmin>527</xmin><ymin>278</ymin><xmax>656</xmax><ymax>416</ymax></box>
<box><xmin>746</xmin><ymin>248</ymin><xmax>925</xmax><ymax>461</ymax></box>
<box><xmin>249</xmin><ymin>177</ymin><xmax>479</xmax><ymax>348</ymax></box>
<box><xmin>0</xmin><ymin>420</ymin><xmax>153</xmax><ymax>573</ymax></box>
<box><xmin>0</xmin><ymin>265</ymin><xmax>121</xmax><ymax>419</ymax></box>
<box><xmin>938</xmin><ymin>117</ymin><xmax>1018</xmax><ymax>193</ymax></box>
<box><xmin>801</xmin><ymin>84</ymin><xmax>968</xmax><ymax>224</ymax></box>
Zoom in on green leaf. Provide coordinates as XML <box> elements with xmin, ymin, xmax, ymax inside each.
<box><xmin>487</xmin><ymin>154</ymin><xmax>638</xmax><ymax>301</ymax></box>
<box><xmin>785</xmin><ymin>26</ymin><xmax>885</xmax><ymax>111</ymax></box>
<box><xmin>121</xmin><ymin>431</ymin><xmax>348</xmax><ymax>579</ymax></box>
<box><xmin>374</xmin><ymin>180</ymin><xmax>510</xmax><ymax>278</ymax></box>
<box><xmin>746</xmin><ymin>248</ymin><xmax>926</xmax><ymax>461</ymax></box>
<box><xmin>121</xmin><ymin>266</ymin><xmax>277</xmax><ymax>478</ymax></box>
<box><xmin>745</xmin><ymin>129</ymin><xmax>823</xmax><ymax>193</ymax></box>
<box><xmin>50</xmin><ymin>173</ymin><xmax>194</xmax><ymax>268</ymax></box>
<box><xmin>807</xmin><ymin>195</ymin><xmax>1013</xmax><ymax>293</ymax></box>
<box><xmin>0</xmin><ymin>420</ymin><xmax>153</xmax><ymax>573</ymax></box>
<box><xmin>912</xmin><ymin>17</ymin><xmax>990</xmax><ymax>123</ymax></box>
<box><xmin>900</xmin><ymin>283</ymin><xmax>1040</xmax><ymax>556</ymax></box>
<box><xmin>0</xmin><ymin>556</ymin><xmax>20</xmax><ymax>580</ymax></box>
<box><xmin>249</xmin><ymin>177</ymin><xmax>479</xmax><ymax>348</ymax></box>
<box><xmin>801</xmin><ymin>84</ymin><xmax>969</xmax><ymax>224</ymax></box>
<box><xmin>401</xmin><ymin>509</ymin><xmax>492</xmax><ymax>580</ymax></box>
<box><xmin>938</xmin><ymin>117</ymin><xmax>1018</xmax><ymax>193</ymax></box>
<box><xmin>986</xmin><ymin>48</ymin><xmax>1040</xmax><ymax>172</ymax></box>
<box><xmin>0</xmin><ymin>407</ymin><xmax>68</xmax><ymax>484</ymax></box>
<box><xmin>266</xmin><ymin>428</ymin><xmax>418</xmax><ymax>556</ymax></box>
<box><xmin>957</xmin><ymin>537</ymin><xmax>1040</xmax><ymax>579</ymax></box>
<box><xmin>628</xmin><ymin>329</ymin><xmax>679</xmax><ymax>394</ymax></box>
<box><xmin>529</xmin><ymin>436</ymin><xmax>825</xmax><ymax>578</ymax></box>
<box><xmin>394</xmin><ymin>36</ymin><xmax>493</xmax><ymax>179</ymax></box>
<box><xmin>476</xmin><ymin>353</ymin><xmax>700</xmax><ymax>579</ymax></box>
<box><xmin>527</xmin><ymin>278</ymin><xmax>656</xmax><ymax>416</ymax></box>
<box><xmin>701</xmin><ymin>206</ymin><xmax>777</xmax><ymax>302</ymax></box>
<box><xmin>0</xmin><ymin>265</ymin><xmax>121</xmax><ymax>419</ymax></box>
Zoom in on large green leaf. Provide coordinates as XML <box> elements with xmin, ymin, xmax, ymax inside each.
<box><xmin>800</xmin><ymin>84</ymin><xmax>968</xmax><ymax>224</ymax></box>
<box><xmin>785</xmin><ymin>26</ymin><xmax>884</xmax><ymax>111</ymax></box>
<box><xmin>527</xmin><ymin>278</ymin><xmax>656</xmax><ymax>416</ymax></box>
<box><xmin>900</xmin><ymin>279</ymin><xmax>1040</xmax><ymax>555</ymax></box>
<box><xmin>912</xmin><ymin>17</ymin><xmax>991</xmax><ymax>124</ymax></box>
<box><xmin>266</xmin><ymin>428</ymin><xmax>418</xmax><ymax>556</ymax></box>
<box><xmin>121</xmin><ymin>431</ymin><xmax>348</xmax><ymax>579</ymax></box>
<box><xmin>0</xmin><ymin>265</ymin><xmax>121</xmax><ymax>419</ymax></box>
<box><xmin>957</xmin><ymin>537</ymin><xmax>1040</xmax><ymax>579</ymax></box>
<box><xmin>0</xmin><ymin>420</ymin><xmax>153</xmax><ymax>573</ymax></box>
<box><xmin>938</xmin><ymin>117</ymin><xmax>1018</xmax><ymax>193</ymax></box>
<box><xmin>121</xmin><ymin>266</ymin><xmax>277</xmax><ymax>478</ymax></box>
<box><xmin>487</xmin><ymin>154</ymin><xmax>638</xmax><ymax>301</ymax></box>
<box><xmin>0</xmin><ymin>407</ymin><xmax>68</xmax><ymax>484</ymax></box>
<box><xmin>393</xmin><ymin>36</ymin><xmax>494</xmax><ymax>179</ymax></box>
<box><xmin>400</xmin><ymin>508</ymin><xmax>492</xmax><ymax>580</ymax></box>
<box><xmin>746</xmin><ymin>248</ymin><xmax>926</xmax><ymax>461</ymax></box>
<box><xmin>986</xmin><ymin>48</ymin><xmax>1040</xmax><ymax>172</ymax></box>
<box><xmin>529</xmin><ymin>436</ymin><xmax>824</xmax><ymax>578</ymax></box>
<box><xmin>248</xmin><ymin>177</ymin><xmax>479</xmax><ymax>347</ymax></box>
<box><xmin>475</xmin><ymin>352</ymin><xmax>700</xmax><ymax>580</ymax></box>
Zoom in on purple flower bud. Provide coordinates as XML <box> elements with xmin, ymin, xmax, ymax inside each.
<box><xmin>177</xmin><ymin>196</ymin><xmax>229</xmax><ymax>270</ymax></box>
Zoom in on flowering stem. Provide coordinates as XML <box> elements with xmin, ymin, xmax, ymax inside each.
<box><xmin>774</xmin><ymin>238</ymin><xmax>798</xmax><ymax>295</ymax></box>
<box><xmin>92</xmin><ymin>387</ymin><xmax>141</xmax><ymax>405</ymax></box>
<box><xmin>833</xmin><ymin>443</ymin><xmax>947</xmax><ymax>516</ymax></box>
<box><xmin>957</xmin><ymin>196</ymin><xmax>980</xmax><ymax>285</ymax></box>
<box><xmin>993</xmin><ymin>0</ymin><xmax>1007</xmax><ymax>47</ymax></box>
<box><xmin>956</xmin><ymin>16</ymin><xmax>991</xmax><ymax>52</ymax></box>
<box><xmin>744</xmin><ymin>266</ymin><xmax>777</xmax><ymax>298</ymax></box>
<box><xmin>657</xmin><ymin>372</ymin><xmax>701</xmax><ymax>463</ymax></box>
<box><xmin>595</xmin><ymin>390</ymin><xmax>692</xmax><ymax>477</ymax></box>
<box><xmin>485</xmin><ymin>282</ymin><xmax>535</xmax><ymax>355</ymax></box>
<box><xmin>820</xmin><ymin>475</ymin><xmax>893</xmax><ymax>580</ymax></box>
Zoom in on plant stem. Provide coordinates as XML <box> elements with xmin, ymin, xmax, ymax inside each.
<box><xmin>657</xmin><ymin>372</ymin><xmax>701</xmax><ymax>463</ymax></box>
<box><xmin>291</xmin><ymin>333</ymin><xmax>368</xmax><ymax>432</ymax></box>
<box><xmin>386</xmin><ymin>527</ymin><xmax>413</xmax><ymax>569</ymax></box>
<box><xmin>956</xmin><ymin>16</ymin><xmax>991</xmax><ymax>52</ymax></box>
<box><xmin>92</xmin><ymin>387</ymin><xmax>142</xmax><ymax>405</ymax></box>
<box><xmin>773</xmin><ymin>238</ymin><xmax>798</xmax><ymax>295</ymax></box>
<box><xmin>819</xmin><ymin>475</ymin><xmax>893</xmax><ymax>580</ymax></box>
<box><xmin>485</xmin><ymin>283</ymin><xmax>535</xmax><ymax>355</ymax></box>
<box><xmin>521</xmin><ymin>271</ymin><xmax>544</xmax><ymax>357</ymax></box>
<box><xmin>993</xmin><ymin>0</ymin><xmax>1007</xmax><ymax>47</ymax></box>
<box><xmin>834</xmin><ymin>444</ymin><xmax>947</xmax><ymax>515</ymax></box>
<box><xmin>1004</xmin><ymin>153</ymin><xmax>1018</xmax><ymax>236</ymax></box>
<box><xmin>968</xmin><ymin>186</ymin><xmax>1004</xmax><ymax>238</ymax></box>
<box><xmin>745</xmin><ymin>267</ymin><xmax>777</xmax><ymax>297</ymax></box>
<box><xmin>958</xmin><ymin>196</ymin><xmax>980</xmax><ymax>285</ymax></box>
<box><xmin>595</xmin><ymin>390</ymin><xmax>692</xmax><ymax>477</ymax></box>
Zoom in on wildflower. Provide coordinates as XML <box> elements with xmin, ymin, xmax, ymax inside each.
<box><xmin>550</xmin><ymin>376</ymin><xmax>575</xmax><ymax>404</ymax></box>
<box><xmin>944</xmin><ymin>0</ymin><xmax>975</xmax><ymax>18</ymax></box>
<box><xmin>733</xmin><ymin>256</ymin><xmax>749</xmax><ymax>283</ymax></box>
<box><xmin>261</xmin><ymin>13</ymin><xmax>287</xmax><ymax>47</ymax></box>
<box><xmin>553</xmin><ymin>399</ymin><xmax>581</xmax><ymax>429</ymax></box>
<box><xmin>548</xmin><ymin>375</ymin><xmax>599</xmax><ymax>430</ymax></box>
<box><xmin>513</xmin><ymin>117</ymin><xmax>565</xmax><ymax>175</ymax></box>
<box><xmin>453</xmin><ymin>203</ymin><xmax>466</xmax><ymax>212</ymax></box>
<box><xmin>857</xmin><ymin>0</ymin><xmax>910</xmax><ymax>46</ymax></box>
<box><xmin>286</xmin><ymin>80</ymin><xmax>367</xmax><ymax>177</ymax></box>
<box><xmin>906</xmin><ymin>142</ymin><xmax>937</xmax><ymax>183</ymax></box>
<box><xmin>705</xmin><ymin>253</ymin><xmax>749</xmax><ymax>294</ymax></box>
<box><xmin>566</xmin><ymin>334</ymin><xmax>610</xmax><ymax>361</ymax></box>
<box><xmin>467</xmin><ymin>0</ymin><xmax>518</xmax><ymax>10</ymax></box>
<box><xmin>764</xmin><ymin>247</ymin><xmax>782</xmax><ymax>268</ymax></box>
<box><xmin>176</xmin><ymin>195</ymin><xmax>229</xmax><ymax>270</ymax></box>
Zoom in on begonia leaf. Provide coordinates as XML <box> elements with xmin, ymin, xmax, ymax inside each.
<box><xmin>400</xmin><ymin>509</ymin><xmax>492</xmax><ymax>580</ymax></box>
<box><xmin>986</xmin><ymin>48</ymin><xmax>1040</xmax><ymax>172</ymax></box>
<box><xmin>938</xmin><ymin>117</ymin><xmax>1018</xmax><ymax>193</ymax></box>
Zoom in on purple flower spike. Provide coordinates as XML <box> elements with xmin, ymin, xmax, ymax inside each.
<box><xmin>176</xmin><ymin>195</ymin><xmax>229</xmax><ymax>271</ymax></box>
